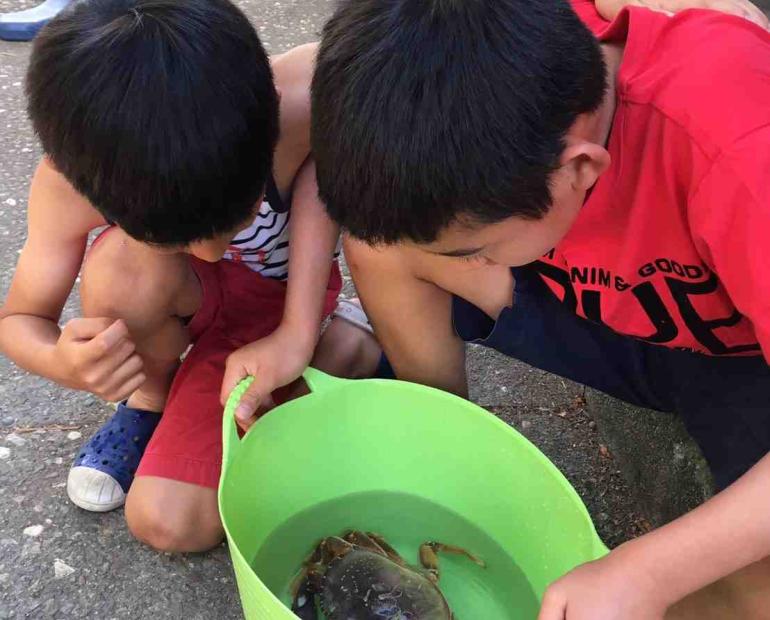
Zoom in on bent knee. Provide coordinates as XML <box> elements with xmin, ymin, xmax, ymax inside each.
<box><xmin>343</xmin><ymin>235</ymin><xmax>412</xmax><ymax>278</ymax></box>
<box><xmin>125</xmin><ymin>490</ymin><xmax>223</xmax><ymax>553</ymax></box>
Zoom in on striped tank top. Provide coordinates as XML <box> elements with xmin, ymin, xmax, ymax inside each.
<box><xmin>224</xmin><ymin>176</ymin><xmax>290</xmax><ymax>280</ymax></box>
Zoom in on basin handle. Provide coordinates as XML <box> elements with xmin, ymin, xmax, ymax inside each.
<box><xmin>221</xmin><ymin>368</ymin><xmax>350</xmax><ymax>473</ymax></box>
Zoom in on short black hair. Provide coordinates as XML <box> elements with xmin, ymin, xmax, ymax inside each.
<box><xmin>27</xmin><ymin>0</ymin><xmax>278</xmax><ymax>245</ymax></box>
<box><xmin>312</xmin><ymin>0</ymin><xmax>606</xmax><ymax>244</ymax></box>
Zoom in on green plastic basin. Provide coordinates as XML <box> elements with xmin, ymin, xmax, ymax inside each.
<box><xmin>219</xmin><ymin>368</ymin><xmax>608</xmax><ymax>619</ymax></box>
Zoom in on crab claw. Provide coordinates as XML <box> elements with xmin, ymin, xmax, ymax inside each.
<box><xmin>419</xmin><ymin>541</ymin><xmax>487</xmax><ymax>583</ymax></box>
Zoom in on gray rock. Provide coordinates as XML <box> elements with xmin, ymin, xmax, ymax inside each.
<box><xmin>22</xmin><ymin>524</ymin><xmax>43</xmax><ymax>537</ymax></box>
<box><xmin>5</xmin><ymin>433</ymin><xmax>25</xmax><ymax>446</ymax></box>
<box><xmin>53</xmin><ymin>559</ymin><xmax>76</xmax><ymax>579</ymax></box>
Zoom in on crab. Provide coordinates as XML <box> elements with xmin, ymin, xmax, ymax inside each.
<box><xmin>290</xmin><ymin>530</ymin><xmax>485</xmax><ymax>620</ymax></box>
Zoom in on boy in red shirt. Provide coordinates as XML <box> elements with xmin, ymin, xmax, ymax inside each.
<box><xmin>311</xmin><ymin>0</ymin><xmax>770</xmax><ymax>616</ymax></box>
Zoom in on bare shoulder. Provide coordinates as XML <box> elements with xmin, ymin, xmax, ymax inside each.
<box><xmin>28</xmin><ymin>157</ymin><xmax>106</xmax><ymax>241</ymax></box>
<box><xmin>270</xmin><ymin>43</ymin><xmax>317</xmax><ymax>152</ymax></box>
<box><xmin>81</xmin><ymin>228</ymin><xmax>197</xmax><ymax>325</ymax></box>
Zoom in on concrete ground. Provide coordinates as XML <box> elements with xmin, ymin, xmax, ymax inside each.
<box><xmin>0</xmin><ymin>0</ymin><xmax>661</xmax><ymax>617</ymax></box>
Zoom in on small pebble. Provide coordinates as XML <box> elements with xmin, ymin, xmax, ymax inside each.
<box><xmin>54</xmin><ymin>457</ymin><xmax>63</xmax><ymax>465</ymax></box>
<box><xmin>520</xmin><ymin>419</ymin><xmax>532</xmax><ymax>430</ymax></box>
<box><xmin>53</xmin><ymin>559</ymin><xmax>76</xmax><ymax>579</ymax></box>
<box><xmin>3</xmin><ymin>198</ymin><xmax>16</xmax><ymax>206</ymax></box>
<box><xmin>5</xmin><ymin>433</ymin><xmax>25</xmax><ymax>446</ymax></box>
<box><xmin>23</xmin><ymin>524</ymin><xmax>44</xmax><ymax>537</ymax></box>
<box><xmin>66</xmin><ymin>431</ymin><xmax>82</xmax><ymax>441</ymax></box>
<box><xmin>0</xmin><ymin>447</ymin><xmax>10</xmax><ymax>459</ymax></box>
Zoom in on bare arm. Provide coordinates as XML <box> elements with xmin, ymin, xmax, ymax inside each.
<box><xmin>0</xmin><ymin>158</ymin><xmax>105</xmax><ymax>383</ymax></box>
<box><xmin>0</xmin><ymin>159</ymin><xmax>146</xmax><ymax>403</ymax></box>
<box><xmin>219</xmin><ymin>158</ymin><xmax>341</xmax><ymax>418</ymax></box>
<box><xmin>637</xmin><ymin>454</ymin><xmax>770</xmax><ymax>607</ymax></box>
<box><xmin>539</xmin><ymin>454</ymin><xmax>770</xmax><ymax>618</ymax></box>
<box><xmin>282</xmin><ymin>158</ymin><xmax>340</xmax><ymax>341</ymax></box>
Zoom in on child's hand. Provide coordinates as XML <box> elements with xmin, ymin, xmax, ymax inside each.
<box><xmin>538</xmin><ymin>547</ymin><xmax>669</xmax><ymax>620</ymax></box>
<box><xmin>220</xmin><ymin>325</ymin><xmax>314</xmax><ymax>430</ymax></box>
<box><xmin>54</xmin><ymin>318</ymin><xmax>145</xmax><ymax>401</ymax></box>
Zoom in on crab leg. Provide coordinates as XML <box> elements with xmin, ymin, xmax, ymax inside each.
<box><xmin>290</xmin><ymin>540</ymin><xmax>335</xmax><ymax>620</ymax></box>
<box><xmin>290</xmin><ymin>573</ymin><xmax>319</xmax><ymax>620</ymax></box>
<box><xmin>419</xmin><ymin>541</ymin><xmax>487</xmax><ymax>581</ymax></box>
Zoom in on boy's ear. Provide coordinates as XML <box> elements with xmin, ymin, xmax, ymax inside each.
<box><xmin>559</xmin><ymin>139</ymin><xmax>611</xmax><ymax>192</ymax></box>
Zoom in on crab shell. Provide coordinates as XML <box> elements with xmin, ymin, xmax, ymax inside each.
<box><xmin>318</xmin><ymin>548</ymin><xmax>452</xmax><ymax>620</ymax></box>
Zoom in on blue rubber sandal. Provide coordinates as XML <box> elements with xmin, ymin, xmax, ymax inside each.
<box><xmin>67</xmin><ymin>403</ymin><xmax>160</xmax><ymax>512</ymax></box>
<box><xmin>0</xmin><ymin>0</ymin><xmax>72</xmax><ymax>42</ymax></box>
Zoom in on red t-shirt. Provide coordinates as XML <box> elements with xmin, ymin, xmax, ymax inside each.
<box><xmin>537</xmin><ymin>2</ymin><xmax>770</xmax><ymax>360</ymax></box>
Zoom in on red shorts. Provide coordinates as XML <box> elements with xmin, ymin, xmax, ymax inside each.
<box><xmin>135</xmin><ymin>257</ymin><xmax>341</xmax><ymax>488</ymax></box>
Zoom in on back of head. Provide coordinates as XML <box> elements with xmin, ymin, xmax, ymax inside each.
<box><xmin>27</xmin><ymin>0</ymin><xmax>278</xmax><ymax>245</ymax></box>
<box><xmin>312</xmin><ymin>0</ymin><xmax>606</xmax><ymax>244</ymax></box>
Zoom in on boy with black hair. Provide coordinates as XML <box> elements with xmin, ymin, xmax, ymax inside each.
<box><xmin>0</xmin><ymin>0</ymin><xmax>375</xmax><ymax>552</ymax></box>
<box><xmin>312</xmin><ymin>0</ymin><xmax>770</xmax><ymax>616</ymax></box>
